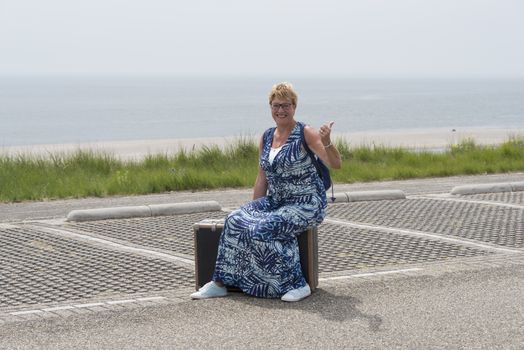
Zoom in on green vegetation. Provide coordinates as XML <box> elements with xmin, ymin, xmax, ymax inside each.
<box><xmin>338</xmin><ymin>137</ymin><xmax>524</xmax><ymax>183</ymax></box>
<box><xmin>2</xmin><ymin>137</ymin><xmax>524</xmax><ymax>202</ymax></box>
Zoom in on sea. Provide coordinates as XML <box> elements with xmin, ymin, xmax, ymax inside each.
<box><xmin>1</xmin><ymin>76</ymin><xmax>523</xmax><ymax>147</ymax></box>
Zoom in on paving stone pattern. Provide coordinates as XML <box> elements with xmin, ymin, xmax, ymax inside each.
<box><xmin>317</xmin><ymin>222</ymin><xmax>493</xmax><ymax>273</ymax></box>
<box><xmin>463</xmin><ymin>191</ymin><xmax>524</xmax><ymax>205</ymax></box>
<box><xmin>66</xmin><ymin>207</ymin><xmax>495</xmax><ymax>273</ymax></box>
<box><xmin>3</xmin><ymin>196</ymin><xmax>519</xmax><ymax>310</ymax></box>
<box><xmin>327</xmin><ymin>198</ymin><xmax>524</xmax><ymax>248</ymax></box>
<box><xmin>0</xmin><ymin>226</ymin><xmax>194</xmax><ymax>308</ymax></box>
<box><xmin>66</xmin><ymin>211</ymin><xmax>228</xmax><ymax>256</ymax></box>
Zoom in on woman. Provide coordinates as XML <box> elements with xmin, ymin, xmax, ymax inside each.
<box><xmin>191</xmin><ymin>82</ymin><xmax>342</xmax><ymax>302</ymax></box>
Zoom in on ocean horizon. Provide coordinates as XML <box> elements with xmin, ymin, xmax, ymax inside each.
<box><xmin>1</xmin><ymin>76</ymin><xmax>523</xmax><ymax>147</ymax></box>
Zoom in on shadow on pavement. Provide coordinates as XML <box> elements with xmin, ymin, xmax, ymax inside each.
<box><xmin>229</xmin><ymin>288</ymin><xmax>383</xmax><ymax>332</ymax></box>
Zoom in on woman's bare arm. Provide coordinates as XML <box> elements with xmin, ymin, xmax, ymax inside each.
<box><xmin>303</xmin><ymin>122</ymin><xmax>342</xmax><ymax>169</ymax></box>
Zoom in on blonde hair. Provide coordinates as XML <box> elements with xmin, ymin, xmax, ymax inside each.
<box><xmin>268</xmin><ymin>82</ymin><xmax>298</xmax><ymax>106</ymax></box>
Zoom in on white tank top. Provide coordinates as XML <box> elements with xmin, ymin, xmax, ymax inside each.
<box><xmin>268</xmin><ymin>146</ymin><xmax>283</xmax><ymax>165</ymax></box>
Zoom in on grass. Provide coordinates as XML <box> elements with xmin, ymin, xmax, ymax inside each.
<box><xmin>335</xmin><ymin>137</ymin><xmax>524</xmax><ymax>183</ymax></box>
<box><xmin>1</xmin><ymin>137</ymin><xmax>524</xmax><ymax>202</ymax></box>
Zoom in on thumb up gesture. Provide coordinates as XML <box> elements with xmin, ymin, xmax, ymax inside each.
<box><xmin>318</xmin><ymin>121</ymin><xmax>335</xmax><ymax>146</ymax></box>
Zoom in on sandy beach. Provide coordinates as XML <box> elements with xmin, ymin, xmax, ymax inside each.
<box><xmin>2</xmin><ymin>127</ymin><xmax>523</xmax><ymax>160</ymax></box>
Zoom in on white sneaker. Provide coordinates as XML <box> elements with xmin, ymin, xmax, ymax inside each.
<box><xmin>281</xmin><ymin>284</ymin><xmax>311</xmax><ymax>302</ymax></box>
<box><xmin>191</xmin><ymin>281</ymin><xmax>228</xmax><ymax>300</ymax></box>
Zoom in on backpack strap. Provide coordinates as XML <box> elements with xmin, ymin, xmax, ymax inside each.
<box><xmin>299</xmin><ymin>122</ymin><xmax>316</xmax><ymax>161</ymax></box>
<box><xmin>299</xmin><ymin>122</ymin><xmax>323</xmax><ymax>171</ymax></box>
<box><xmin>298</xmin><ymin>122</ymin><xmax>336</xmax><ymax>202</ymax></box>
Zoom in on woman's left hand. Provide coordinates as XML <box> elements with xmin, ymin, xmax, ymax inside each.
<box><xmin>319</xmin><ymin>121</ymin><xmax>335</xmax><ymax>146</ymax></box>
<box><xmin>304</xmin><ymin>120</ymin><xmax>342</xmax><ymax>169</ymax></box>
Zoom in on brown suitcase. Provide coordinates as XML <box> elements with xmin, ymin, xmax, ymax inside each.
<box><xmin>193</xmin><ymin>219</ymin><xmax>318</xmax><ymax>292</ymax></box>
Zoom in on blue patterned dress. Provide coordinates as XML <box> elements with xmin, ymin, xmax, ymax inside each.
<box><xmin>212</xmin><ymin>121</ymin><xmax>327</xmax><ymax>298</ymax></box>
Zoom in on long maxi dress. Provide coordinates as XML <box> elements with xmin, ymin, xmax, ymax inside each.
<box><xmin>212</xmin><ymin>121</ymin><xmax>327</xmax><ymax>298</ymax></box>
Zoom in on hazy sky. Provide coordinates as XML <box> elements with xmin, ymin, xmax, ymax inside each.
<box><xmin>1</xmin><ymin>0</ymin><xmax>523</xmax><ymax>78</ymax></box>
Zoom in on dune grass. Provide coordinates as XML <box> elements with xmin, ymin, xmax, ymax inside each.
<box><xmin>1</xmin><ymin>137</ymin><xmax>524</xmax><ymax>202</ymax></box>
<box><xmin>336</xmin><ymin>137</ymin><xmax>524</xmax><ymax>183</ymax></box>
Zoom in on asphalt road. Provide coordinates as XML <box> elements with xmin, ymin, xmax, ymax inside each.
<box><xmin>1</xmin><ymin>263</ymin><xmax>523</xmax><ymax>349</ymax></box>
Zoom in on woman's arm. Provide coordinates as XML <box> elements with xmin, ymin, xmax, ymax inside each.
<box><xmin>253</xmin><ymin>168</ymin><xmax>268</xmax><ymax>200</ymax></box>
<box><xmin>253</xmin><ymin>135</ymin><xmax>268</xmax><ymax>199</ymax></box>
<box><xmin>303</xmin><ymin>122</ymin><xmax>342</xmax><ymax>169</ymax></box>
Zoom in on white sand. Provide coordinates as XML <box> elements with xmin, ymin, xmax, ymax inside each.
<box><xmin>2</xmin><ymin>127</ymin><xmax>523</xmax><ymax>160</ymax></box>
<box><xmin>338</xmin><ymin>127</ymin><xmax>524</xmax><ymax>150</ymax></box>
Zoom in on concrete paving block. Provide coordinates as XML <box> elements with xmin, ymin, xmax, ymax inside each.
<box><xmin>1</xmin><ymin>315</ymin><xmax>24</xmax><ymax>323</ymax></box>
<box><xmin>66</xmin><ymin>206</ymin><xmax>151</xmax><ymax>222</ymax></box>
<box><xmin>87</xmin><ymin>306</ymin><xmax>110</xmax><ymax>313</ymax></box>
<box><xmin>149</xmin><ymin>201</ymin><xmax>221</xmax><ymax>216</ymax></box>
<box><xmin>510</xmin><ymin>182</ymin><xmax>524</xmax><ymax>192</ymax></box>
<box><xmin>17</xmin><ymin>313</ymin><xmax>44</xmax><ymax>321</ymax></box>
<box><xmin>346</xmin><ymin>190</ymin><xmax>406</xmax><ymax>202</ymax></box>
<box><xmin>450</xmin><ymin>183</ymin><xmax>512</xmax><ymax>195</ymax></box>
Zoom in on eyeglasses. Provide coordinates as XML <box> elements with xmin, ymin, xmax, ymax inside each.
<box><xmin>270</xmin><ymin>103</ymin><xmax>293</xmax><ymax>110</ymax></box>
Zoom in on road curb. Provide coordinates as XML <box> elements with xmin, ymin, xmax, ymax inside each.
<box><xmin>331</xmin><ymin>190</ymin><xmax>406</xmax><ymax>203</ymax></box>
<box><xmin>511</xmin><ymin>182</ymin><xmax>524</xmax><ymax>192</ymax></box>
<box><xmin>66</xmin><ymin>201</ymin><xmax>222</xmax><ymax>222</ymax></box>
<box><xmin>450</xmin><ymin>181</ymin><xmax>524</xmax><ymax>195</ymax></box>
